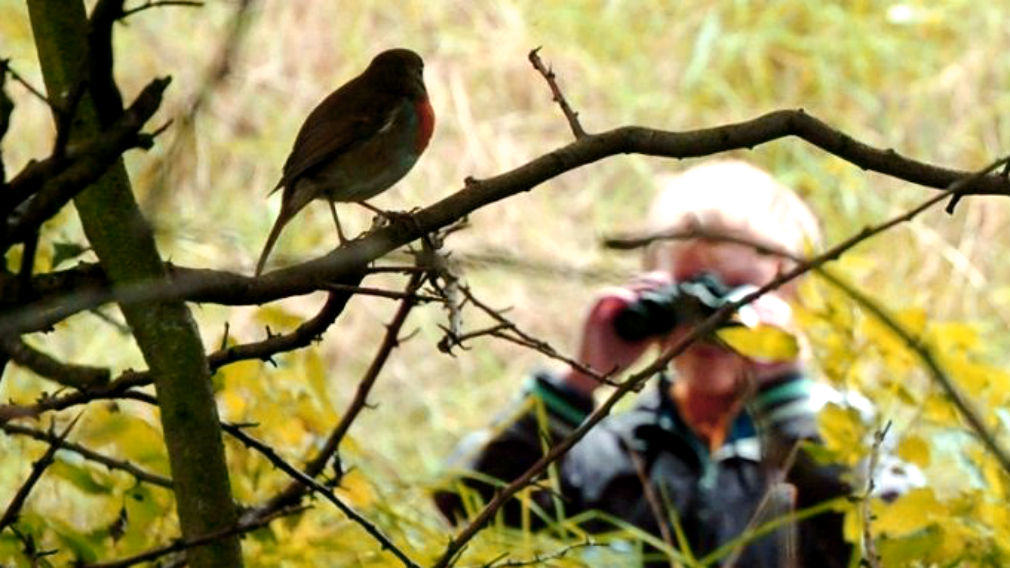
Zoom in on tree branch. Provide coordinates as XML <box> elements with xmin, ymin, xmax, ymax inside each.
<box><xmin>0</xmin><ymin>416</ymin><xmax>79</xmax><ymax>533</ymax></box>
<box><xmin>223</xmin><ymin>424</ymin><xmax>422</xmax><ymax>568</ymax></box>
<box><xmin>528</xmin><ymin>47</ymin><xmax>586</xmax><ymax>139</ymax></box>
<box><xmin>78</xmin><ymin>504</ymin><xmax>306</xmax><ymax>568</ymax></box>
<box><xmin>248</xmin><ymin>272</ymin><xmax>425</xmax><ymax>517</ymax></box>
<box><xmin>87</xmin><ymin>0</ymin><xmax>126</xmax><ymax>127</ymax></box>
<box><xmin>1</xmin><ymin>76</ymin><xmax>171</xmax><ymax>243</ymax></box>
<box><xmin>0</xmin><ymin>334</ymin><xmax>110</xmax><ymax>389</ymax></box>
<box><xmin>0</xmin><ymin>277</ymin><xmax>361</xmax><ymax>424</ymax></box>
<box><xmin>0</xmin><ymin>421</ymin><xmax>172</xmax><ymax>488</ymax></box>
<box><xmin>1</xmin><ymin>107</ymin><xmax>1005</xmax><ymax>333</ymax></box>
<box><xmin>431</xmin><ymin>156</ymin><xmax>1009</xmax><ymax>567</ymax></box>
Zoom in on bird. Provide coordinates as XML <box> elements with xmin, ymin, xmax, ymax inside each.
<box><xmin>255</xmin><ymin>48</ymin><xmax>435</xmax><ymax>276</ymax></box>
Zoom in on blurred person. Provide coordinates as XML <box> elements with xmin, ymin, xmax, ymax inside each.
<box><xmin>435</xmin><ymin>160</ymin><xmax>856</xmax><ymax>566</ymax></box>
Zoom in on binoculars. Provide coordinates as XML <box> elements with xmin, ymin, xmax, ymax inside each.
<box><xmin>612</xmin><ymin>273</ymin><xmax>757</xmax><ymax>341</ymax></box>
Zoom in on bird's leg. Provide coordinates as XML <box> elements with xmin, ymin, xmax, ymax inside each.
<box><xmin>356</xmin><ymin>200</ymin><xmax>387</xmax><ymax>216</ymax></box>
<box><xmin>356</xmin><ymin>200</ymin><xmax>422</xmax><ymax>234</ymax></box>
<box><xmin>328</xmin><ymin>200</ymin><xmax>348</xmax><ymax>244</ymax></box>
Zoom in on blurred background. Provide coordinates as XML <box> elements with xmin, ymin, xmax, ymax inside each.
<box><xmin>2</xmin><ymin>1</ymin><xmax>1008</xmax><ymax>565</ymax></box>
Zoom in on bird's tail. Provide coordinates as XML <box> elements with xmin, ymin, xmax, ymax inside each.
<box><xmin>255</xmin><ymin>209</ymin><xmax>292</xmax><ymax>276</ymax></box>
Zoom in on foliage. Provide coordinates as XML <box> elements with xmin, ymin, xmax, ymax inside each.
<box><xmin>1</xmin><ymin>1</ymin><xmax>1008</xmax><ymax>566</ymax></box>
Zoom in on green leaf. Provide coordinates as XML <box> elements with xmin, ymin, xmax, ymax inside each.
<box><xmin>50</xmin><ymin>457</ymin><xmax>114</xmax><ymax>495</ymax></box>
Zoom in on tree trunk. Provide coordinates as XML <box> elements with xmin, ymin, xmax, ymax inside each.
<box><xmin>26</xmin><ymin>2</ymin><xmax>243</xmax><ymax>566</ymax></box>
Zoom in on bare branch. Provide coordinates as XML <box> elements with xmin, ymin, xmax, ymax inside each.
<box><xmin>455</xmin><ymin>285</ymin><xmax>619</xmax><ymax>387</ymax></box>
<box><xmin>861</xmin><ymin>421</ymin><xmax>890</xmax><ymax>568</ymax></box>
<box><xmin>206</xmin><ymin>278</ymin><xmax>362</xmax><ymax>368</ymax></box>
<box><xmin>121</xmin><ymin>0</ymin><xmax>204</xmax><ymax>19</ymax></box>
<box><xmin>249</xmin><ymin>272</ymin><xmax>426</xmax><ymax>517</ymax></box>
<box><xmin>321</xmin><ymin>281</ymin><xmax>441</xmax><ymax>303</ymax></box>
<box><xmin>87</xmin><ymin>0</ymin><xmax>126</xmax><ymax>126</ymax></box>
<box><xmin>0</xmin><ymin>334</ymin><xmax>110</xmax><ymax>389</ymax></box>
<box><xmin>2</xmin><ymin>109</ymin><xmax>1007</xmax><ymax>333</ymax></box>
<box><xmin>223</xmin><ymin>424</ymin><xmax>421</xmax><ymax>568</ymax></box>
<box><xmin>484</xmin><ymin>538</ymin><xmax>600</xmax><ymax>567</ymax></box>
<box><xmin>0</xmin><ymin>421</ymin><xmax>172</xmax><ymax>488</ymax></box>
<box><xmin>431</xmin><ymin>156</ymin><xmax>1010</xmax><ymax>567</ymax></box>
<box><xmin>0</xmin><ymin>63</ymin><xmax>13</xmax><ymax>184</ymax></box>
<box><xmin>0</xmin><ymin>415</ymin><xmax>79</xmax><ymax>533</ymax></box>
<box><xmin>606</xmin><ymin>157</ymin><xmax>1010</xmax><ymax>478</ymax></box>
<box><xmin>528</xmin><ymin>47</ymin><xmax>586</xmax><ymax>139</ymax></box>
<box><xmin>0</xmin><ymin>59</ymin><xmax>52</xmax><ymax>107</ymax></box>
<box><xmin>0</xmin><ymin>278</ymin><xmax>361</xmax><ymax>423</ymax></box>
<box><xmin>1</xmin><ymin>76</ymin><xmax>171</xmax><ymax>243</ymax></box>
<box><xmin>78</xmin><ymin>504</ymin><xmax>306</xmax><ymax>568</ymax></box>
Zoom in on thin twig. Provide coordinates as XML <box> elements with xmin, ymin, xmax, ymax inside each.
<box><xmin>0</xmin><ymin>60</ymin><xmax>52</xmax><ymax>107</ymax></box>
<box><xmin>457</xmin><ymin>285</ymin><xmax>618</xmax><ymax>387</ymax></box>
<box><xmin>0</xmin><ymin>334</ymin><xmax>110</xmax><ymax>389</ymax></box>
<box><xmin>249</xmin><ymin>273</ymin><xmax>426</xmax><ymax>517</ymax></box>
<box><xmin>0</xmin><ymin>415</ymin><xmax>80</xmax><ymax>532</ymax></box>
<box><xmin>121</xmin><ymin>0</ymin><xmax>204</xmax><ymax>19</ymax></box>
<box><xmin>78</xmin><ymin>504</ymin><xmax>306</xmax><ymax>568</ymax></box>
<box><xmin>0</xmin><ymin>282</ymin><xmax>360</xmax><ymax>424</ymax></box>
<box><xmin>481</xmin><ymin>538</ymin><xmax>599</xmax><ymax>567</ymax></box>
<box><xmin>528</xmin><ymin>47</ymin><xmax>586</xmax><ymax>139</ymax></box>
<box><xmin>321</xmin><ymin>282</ymin><xmax>441</xmax><ymax>303</ymax></box>
<box><xmin>626</xmin><ymin>440</ymin><xmax>677</xmax><ymax>568</ymax></box>
<box><xmin>1</xmin><ymin>421</ymin><xmax>172</xmax><ymax>488</ymax></box>
<box><xmin>861</xmin><ymin>421</ymin><xmax>890</xmax><ymax>568</ymax></box>
<box><xmin>5</xmin><ymin>112</ymin><xmax>1008</xmax><ymax>333</ymax></box>
<box><xmin>222</xmin><ymin>424</ymin><xmax>421</xmax><ymax>568</ymax></box>
<box><xmin>432</xmin><ymin>156</ymin><xmax>1010</xmax><ymax>567</ymax></box>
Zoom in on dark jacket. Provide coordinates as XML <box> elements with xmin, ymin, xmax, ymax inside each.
<box><xmin>435</xmin><ymin>371</ymin><xmax>851</xmax><ymax>567</ymax></box>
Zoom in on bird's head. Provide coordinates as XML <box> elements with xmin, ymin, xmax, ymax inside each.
<box><xmin>368</xmin><ymin>48</ymin><xmax>427</xmax><ymax>100</ymax></box>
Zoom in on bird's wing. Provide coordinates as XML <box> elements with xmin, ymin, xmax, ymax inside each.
<box><xmin>273</xmin><ymin>89</ymin><xmax>401</xmax><ymax>191</ymax></box>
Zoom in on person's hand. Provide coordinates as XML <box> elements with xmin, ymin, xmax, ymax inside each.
<box><xmin>561</xmin><ymin>272</ymin><xmax>672</xmax><ymax>395</ymax></box>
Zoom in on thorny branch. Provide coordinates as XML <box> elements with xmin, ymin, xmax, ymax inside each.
<box><xmin>223</xmin><ymin>424</ymin><xmax>421</xmax><ymax>568</ymax></box>
<box><xmin>2</xmin><ymin>109</ymin><xmax>1008</xmax><ymax>333</ymax></box>
<box><xmin>0</xmin><ymin>334</ymin><xmax>110</xmax><ymax>389</ymax></box>
<box><xmin>77</xmin><ymin>505</ymin><xmax>306</xmax><ymax>568</ymax></box>
<box><xmin>529</xmin><ymin>47</ymin><xmax>586</xmax><ymax>138</ymax></box>
<box><xmin>0</xmin><ymin>278</ymin><xmax>361</xmax><ymax>424</ymax></box>
<box><xmin>450</xmin><ymin>284</ymin><xmax>619</xmax><ymax>387</ymax></box>
<box><xmin>0</xmin><ymin>421</ymin><xmax>172</xmax><ymax>488</ymax></box>
<box><xmin>247</xmin><ymin>272</ymin><xmax>427</xmax><ymax>520</ymax></box>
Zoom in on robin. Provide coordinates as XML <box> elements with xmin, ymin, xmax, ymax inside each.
<box><xmin>255</xmin><ymin>48</ymin><xmax>434</xmax><ymax>275</ymax></box>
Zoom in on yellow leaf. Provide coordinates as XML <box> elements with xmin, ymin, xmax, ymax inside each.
<box><xmin>255</xmin><ymin>305</ymin><xmax>305</xmax><ymax>330</ymax></box>
<box><xmin>336</xmin><ymin>469</ymin><xmax>375</xmax><ymax>508</ymax></box>
<box><xmin>221</xmin><ymin>389</ymin><xmax>247</xmax><ymax>420</ymax></box>
<box><xmin>873</xmin><ymin>487</ymin><xmax>939</xmax><ymax>535</ymax></box>
<box><xmin>716</xmin><ymin>325</ymin><xmax>799</xmax><ymax>362</ymax></box>
<box><xmin>895</xmin><ymin>308</ymin><xmax>927</xmax><ymax>336</ymax></box>
<box><xmin>895</xmin><ymin>435</ymin><xmax>931</xmax><ymax>467</ymax></box>
<box><xmin>301</xmin><ymin>350</ymin><xmax>333</xmax><ymax>413</ymax></box>
<box><xmin>928</xmin><ymin>321</ymin><xmax>979</xmax><ymax>352</ymax></box>
<box><xmin>817</xmin><ymin>403</ymin><xmax>865</xmax><ymax>465</ymax></box>
<box><xmin>923</xmin><ymin>394</ymin><xmax>957</xmax><ymax>423</ymax></box>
